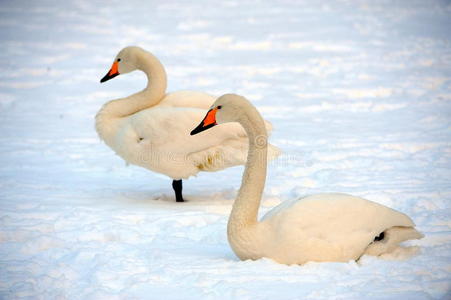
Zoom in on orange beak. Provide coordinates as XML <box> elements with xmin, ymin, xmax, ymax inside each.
<box><xmin>100</xmin><ymin>61</ymin><xmax>120</xmax><ymax>83</ymax></box>
<box><xmin>190</xmin><ymin>108</ymin><xmax>218</xmax><ymax>135</ymax></box>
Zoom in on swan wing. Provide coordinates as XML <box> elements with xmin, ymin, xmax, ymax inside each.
<box><xmin>158</xmin><ymin>91</ymin><xmax>279</xmax><ymax>137</ymax></box>
<box><xmin>159</xmin><ymin>91</ymin><xmax>276</xmax><ymax>135</ymax></box>
<box><xmin>158</xmin><ymin>91</ymin><xmax>215</xmax><ymax>109</ymax></box>
<box><xmin>111</xmin><ymin>105</ymin><xmax>279</xmax><ymax>178</ymax></box>
<box><xmin>131</xmin><ymin>106</ymin><xmax>246</xmax><ymax>149</ymax></box>
<box><xmin>262</xmin><ymin>193</ymin><xmax>419</xmax><ymax>261</ymax></box>
<box><xmin>127</xmin><ymin>107</ymin><xmax>252</xmax><ymax>174</ymax></box>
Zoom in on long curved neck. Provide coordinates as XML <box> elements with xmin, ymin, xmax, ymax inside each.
<box><xmin>103</xmin><ymin>51</ymin><xmax>167</xmax><ymax>118</ymax></box>
<box><xmin>228</xmin><ymin>105</ymin><xmax>268</xmax><ymax>233</ymax></box>
<box><xmin>96</xmin><ymin>50</ymin><xmax>167</xmax><ymax>143</ymax></box>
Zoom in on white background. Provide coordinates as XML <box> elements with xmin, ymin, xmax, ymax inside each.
<box><xmin>0</xmin><ymin>0</ymin><xmax>450</xmax><ymax>299</ymax></box>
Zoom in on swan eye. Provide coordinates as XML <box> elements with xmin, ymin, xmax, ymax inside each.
<box><xmin>117</xmin><ymin>58</ymin><xmax>121</xmax><ymax>62</ymax></box>
<box><xmin>217</xmin><ymin>105</ymin><xmax>222</xmax><ymax>109</ymax></box>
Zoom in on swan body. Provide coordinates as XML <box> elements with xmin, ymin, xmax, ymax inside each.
<box><xmin>191</xmin><ymin>94</ymin><xmax>423</xmax><ymax>265</ymax></box>
<box><xmin>96</xmin><ymin>47</ymin><xmax>280</xmax><ymax>201</ymax></box>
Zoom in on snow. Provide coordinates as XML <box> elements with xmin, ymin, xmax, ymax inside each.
<box><xmin>1</xmin><ymin>0</ymin><xmax>451</xmax><ymax>299</ymax></box>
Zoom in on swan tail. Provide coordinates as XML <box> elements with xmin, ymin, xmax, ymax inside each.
<box><xmin>364</xmin><ymin>226</ymin><xmax>424</xmax><ymax>257</ymax></box>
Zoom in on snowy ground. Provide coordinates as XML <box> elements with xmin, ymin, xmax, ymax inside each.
<box><xmin>1</xmin><ymin>0</ymin><xmax>451</xmax><ymax>299</ymax></box>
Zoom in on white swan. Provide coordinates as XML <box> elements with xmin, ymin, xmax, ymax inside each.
<box><xmin>191</xmin><ymin>94</ymin><xmax>423</xmax><ymax>264</ymax></box>
<box><xmin>96</xmin><ymin>46</ymin><xmax>280</xmax><ymax>202</ymax></box>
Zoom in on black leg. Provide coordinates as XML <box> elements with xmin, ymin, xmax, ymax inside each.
<box><xmin>172</xmin><ymin>179</ymin><xmax>185</xmax><ymax>202</ymax></box>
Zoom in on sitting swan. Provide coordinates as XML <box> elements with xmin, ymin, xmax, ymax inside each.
<box><xmin>96</xmin><ymin>46</ymin><xmax>280</xmax><ymax>202</ymax></box>
<box><xmin>191</xmin><ymin>94</ymin><xmax>423</xmax><ymax>264</ymax></box>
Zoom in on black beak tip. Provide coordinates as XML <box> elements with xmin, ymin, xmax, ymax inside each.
<box><xmin>190</xmin><ymin>122</ymin><xmax>216</xmax><ymax>136</ymax></box>
<box><xmin>190</xmin><ymin>125</ymin><xmax>202</xmax><ymax>136</ymax></box>
<box><xmin>100</xmin><ymin>72</ymin><xmax>119</xmax><ymax>83</ymax></box>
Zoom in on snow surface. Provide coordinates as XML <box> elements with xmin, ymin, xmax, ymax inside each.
<box><xmin>1</xmin><ymin>0</ymin><xmax>451</xmax><ymax>299</ymax></box>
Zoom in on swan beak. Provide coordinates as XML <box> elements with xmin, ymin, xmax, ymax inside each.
<box><xmin>100</xmin><ymin>61</ymin><xmax>120</xmax><ymax>83</ymax></box>
<box><xmin>190</xmin><ymin>108</ymin><xmax>218</xmax><ymax>135</ymax></box>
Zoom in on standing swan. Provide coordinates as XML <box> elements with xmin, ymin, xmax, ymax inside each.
<box><xmin>96</xmin><ymin>47</ymin><xmax>280</xmax><ymax>202</ymax></box>
<box><xmin>191</xmin><ymin>94</ymin><xmax>423</xmax><ymax>264</ymax></box>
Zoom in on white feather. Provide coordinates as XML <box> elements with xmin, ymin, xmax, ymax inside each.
<box><xmin>96</xmin><ymin>47</ymin><xmax>280</xmax><ymax>181</ymax></box>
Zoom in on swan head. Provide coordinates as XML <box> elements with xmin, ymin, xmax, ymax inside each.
<box><xmin>190</xmin><ymin>94</ymin><xmax>249</xmax><ymax>135</ymax></box>
<box><xmin>100</xmin><ymin>46</ymin><xmax>143</xmax><ymax>83</ymax></box>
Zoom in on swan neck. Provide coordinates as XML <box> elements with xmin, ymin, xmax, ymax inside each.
<box><xmin>138</xmin><ymin>51</ymin><xmax>167</xmax><ymax>95</ymax></box>
<box><xmin>101</xmin><ymin>50</ymin><xmax>167</xmax><ymax>119</ymax></box>
<box><xmin>95</xmin><ymin>50</ymin><xmax>167</xmax><ymax>143</ymax></box>
<box><xmin>228</xmin><ymin>106</ymin><xmax>268</xmax><ymax>230</ymax></box>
